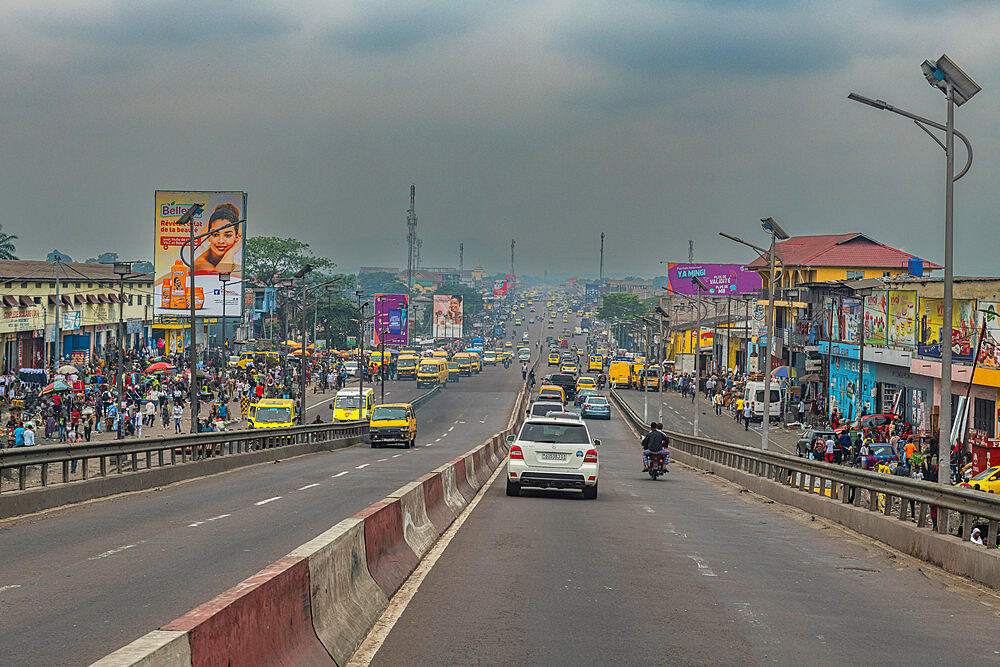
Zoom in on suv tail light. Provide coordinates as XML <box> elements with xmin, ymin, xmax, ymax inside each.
<box><xmin>583</xmin><ymin>449</ymin><xmax>598</xmax><ymax>463</ymax></box>
<box><xmin>509</xmin><ymin>445</ymin><xmax>524</xmax><ymax>460</ymax></box>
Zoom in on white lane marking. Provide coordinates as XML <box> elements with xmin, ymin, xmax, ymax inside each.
<box><xmin>298</xmin><ymin>483</ymin><xmax>320</xmax><ymax>491</ymax></box>
<box><xmin>0</xmin><ymin>585</ymin><xmax>22</xmax><ymax>593</ymax></box>
<box><xmin>188</xmin><ymin>514</ymin><xmax>231</xmax><ymax>527</ymax></box>
<box><xmin>448</xmin><ymin>425</ymin><xmax>455</xmax><ymax>432</ymax></box>
<box><xmin>689</xmin><ymin>555</ymin><xmax>717</xmax><ymax>576</ymax></box>
<box><xmin>88</xmin><ymin>541</ymin><xmax>143</xmax><ymax>560</ymax></box>
<box><xmin>349</xmin><ymin>438</ymin><xmax>507</xmax><ymax>665</ymax></box>
<box><xmin>255</xmin><ymin>496</ymin><xmax>282</xmax><ymax>506</ymax></box>
<box><xmin>392</xmin><ymin>454</ymin><xmax>402</xmax><ymax>458</ymax></box>
<box><xmin>643</xmin><ymin>505</ymin><xmax>655</xmax><ymax>514</ymax></box>
<box><xmin>355</xmin><ymin>463</ymin><xmax>371</xmax><ymax>469</ymax></box>
<box><xmin>377</xmin><ymin>458</ymin><xmax>388</xmax><ymax>462</ymax></box>
<box><xmin>480</xmin><ymin>415</ymin><xmax>488</xmax><ymax>423</ymax></box>
<box><xmin>333</xmin><ymin>471</ymin><xmax>349</xmax><ymax>478</ymax></box>
<box><xmin>425</xmin><ymin>443</ymin><xmax>433</xmax><ymax>447</ymax></box>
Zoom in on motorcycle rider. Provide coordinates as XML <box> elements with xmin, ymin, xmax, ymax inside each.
<box><xmin>641</xmin><ymin>422</ymin><xmax>669</xmax><ymax>472</ymax></box>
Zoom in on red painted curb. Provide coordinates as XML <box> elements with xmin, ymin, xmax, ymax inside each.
<box><xmin>353</xmin><ymin>499</ymin><xmax>419</xmax><ymax>598</ymax></box>
<box><xmin>162</xmin><ymin>556</ymin><xmax>330</xmax><ymax>667</ymax></box>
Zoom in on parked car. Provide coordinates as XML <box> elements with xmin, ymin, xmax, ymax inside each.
<box><xmin>795</xmin><ymin>429</ymin><xmax>837</xmax><ymax>458</ymax></box>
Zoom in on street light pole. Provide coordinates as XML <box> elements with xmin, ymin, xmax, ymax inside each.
<box><xmin>113</xmin><ymin>262</ymin><xmax>134</xmax><ymax>440</ymax></box>
<box><xmin>848</xmin><ymin>53</ymin><xmax>979</xmax><ymax>493</ymax></box>
<box><xmin>219</xmin><ymin>272</ymin><xmax>231</xmax><ymax>353</ymax></box>
<box><xmin>356</xmin><ymin>289</ymin><xmax>365</xmax><ymax>421</ymax></box>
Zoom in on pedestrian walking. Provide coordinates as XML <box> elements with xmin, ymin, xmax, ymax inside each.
<box><xmin>172</xmin><ymin>403</ymin><xmax>183</xmax><ymax>434</ymax></box>
<box><xmin>743</xmin><ymin>402</ymin><xmax>752</xmax><ymax>431</ymax></box>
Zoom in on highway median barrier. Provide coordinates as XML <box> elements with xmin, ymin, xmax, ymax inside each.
<box><xmin>93</xmin><ymin>370</ymin><xmax>535</xmax><ymax>666</ymax></box>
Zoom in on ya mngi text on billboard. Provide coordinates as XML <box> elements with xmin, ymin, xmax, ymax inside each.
<box><xmin>667</xmin><ymin>263</ymin><xmax>761</xmax><ymax>296</ymax></box>
<box><xmin>154</xmin><ymin>191</ymin><xmax>247</xmax><ymax>318</ymax></box>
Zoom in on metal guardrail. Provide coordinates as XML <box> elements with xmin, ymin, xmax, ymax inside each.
<box><xmin>0</xmin><ymin>386</ymin><xmax>440</xmax><ymax>495</ymax></box>
<box><xmin>610</xmin><ymin>388</ymin><xmax>1000</xmax><ymax>547</ymax></box>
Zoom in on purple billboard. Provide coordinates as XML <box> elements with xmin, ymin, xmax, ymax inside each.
<box><xmin>667</xmin><ymin>263</ymin><xmax>762</xmax><ymax>296</ymax></box>
<box><xmin>374</xmin><ymin>294</ymin><xmax>409</xmax><ymax>346</ymax></box>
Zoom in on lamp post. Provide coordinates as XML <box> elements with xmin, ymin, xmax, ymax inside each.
<box><xmin>53</xmin><ymin>253</ymin><xmax>62</xmax><ymax>368</ymax></box>
<box><xmin>113</xmin><ymin>261</ymin><xmax>134</xmax><ymax>440</ymax></box>
<box><xmin>356</xmin><ymin>289</ymin><xmax>367</xmax><ymax>421</ymax></box>
<box><xmin>219</xmin><ymin>271</ymin><xmax>231</xmax><ymax>354</ymax></box>
<box><xmin>720</xmin><ymin>218</ymin><xmax>790</xmax><ymax>451</ymax></box>
<box><xmin>849</xmin><ymin>53</ymin><xmax>979</xmax><ymax>492</ymax></box>
<box><xmin>295</xmin><ymin>264</ymin><xmax>313</xmax><ymax>424</ymax></box>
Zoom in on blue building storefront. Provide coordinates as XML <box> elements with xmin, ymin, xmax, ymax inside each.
<box><xmin>818</xmin><ymin>341</ymin><xmax>875</xmax><ymax>421</ymax></box>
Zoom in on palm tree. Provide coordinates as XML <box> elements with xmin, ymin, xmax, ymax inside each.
<box><xmin>0</xmin><ymin>224</ymin><xmax>17</xmax><ymax>260</ymax></box>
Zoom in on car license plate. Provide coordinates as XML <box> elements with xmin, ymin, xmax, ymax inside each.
<box><xmin>540</xmin><ymin>452</ymin><xmax>567</xmax><ymax>461</ymax></box>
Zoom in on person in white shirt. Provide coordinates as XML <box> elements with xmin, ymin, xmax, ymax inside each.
<box><xmin>23</xmin><ymin>422</ymin><xmax>35</xmax><ymax>447</ymax></box>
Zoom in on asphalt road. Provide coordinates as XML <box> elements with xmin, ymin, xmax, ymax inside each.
<box><xmin>0</xmin><ymin>321</ymin><xmax>544</xmax><ymax>665</ymax></box>
<box><xmin>371</xmin><ymin>391</ymin><xmax>1000</xmax><ymax>665</ymax></box>
<box><xmin>616</xmin><ymin>386</ymin><xmax>799</xmax><ymax>455</ymax></box>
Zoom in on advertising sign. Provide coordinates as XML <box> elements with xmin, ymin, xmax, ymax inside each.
<box><xmin>505</xmin><ymin>274</ymin><xmax>516</xmax><ymax>289</ymax></box>
<box><xmin>840</xmin><ymin>297</ymin><xmax>861</xmax><ymax>343</ymax></box>
<box><xmin>373</xmin><ymin>294</ymin><xmax>409</xmax><ymax>346</ymax></box>
<box><xmin>493</xmin><ymin>280</ymin><xmax>507</xmax><ymax>296</ymax></box>
<box><xmin>887</xmin><ymin>290</ymin><xmax>917</xmax><ymax>347</ymax></box>
<box><xmin>698</xmin><ymin>329</ymin><xmax>713</xmax><ymax>351</ymax></box>
<box><xmin>154</xmin><ymin>191</ymin><xmax>247</xmax><ymax>318</ymax></box>
<box><xmin>432</xmin><ymin>294</ymin><xmax>463</xmax><ymax>338</ymax></box>
<box><xmin>863</xmin><ymin>290</ymin><xmax>888</xmax><ymax>345</ymax></box>
<box><xmin>667</xmin><ymin>263</ymin><xmax>762</xmax><ymax>296</ymax></box>
<box><xmin>977</xmin><ymin>302</ymin><xmax>1000</xmax><ymax>369</ymax></box>
<box><xmin>917</xmin><ymin>297</ymin><xmax>976</xmax><ymax>362</ymax></box>
<box><xmin>61</xmin><ymin>311</ymin><xmax>82</xmax><ymax>331</ymax></box>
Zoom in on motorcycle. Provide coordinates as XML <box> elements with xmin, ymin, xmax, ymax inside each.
<box><xmin>647</xmin><ymin>451</ymin><xmax>668</xmax><ymax>480</ymax></box>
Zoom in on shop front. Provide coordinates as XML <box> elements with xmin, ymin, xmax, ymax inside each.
<box><xmin>911</xmin><ymin>359</ymin><xmax>1000</xmax><ymax>441</ymax></box>
<box><xmin>818</xmin><ymin>341</ymin><xmax>874</xmax><ymax>421</ymax></box>
<box><xmin>869</xmin><ymin>349</ymin><xmax>933</xmax><ymax>435</ymax></box>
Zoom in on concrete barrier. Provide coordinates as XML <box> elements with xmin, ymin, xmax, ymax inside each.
<box><xmin>354</xmin><ymin>499</ymin><xmax>419</xmax><ymax>598</ymax></box>
<box><xmin>288</xmin><ymin>518</ymin><xmax>388</xmax><ymax>666</ymax></box>
<box><xmin>435</xmin><ymin>462</ymin><xmax>469</xmax><ymax>516</ymax></box>
<box><xmin>453</xmin><ymin>457</ymin><xmax>477</xmax><ymax>501</ymax></box>
<box><xmin>418</xmin><ymin>472</ymin><xmax>457</xmax><ymax>534</ymax></box>
<box><xmin>386</xmin><ymin>481</ymin><xmax>438</xmax><ymax>558</ymax></box>
<box><xmin>91</xmin><ymin>630</ymin><xmax>190</xmax><ymax>666</ymax></box>
<box><xmin>464</xmin><ymin>451</ymin><xmax>483</xmax><ymax>491</ymax></box>
<box><xmin>161</xmin><ymin>556</ymin><xmax>330</xmax><ymax>666</ymax></box>
<box><xmin>671</xmin><ymin>447</ymin><xmax>1000</xmax><ymax>591</ymax></box>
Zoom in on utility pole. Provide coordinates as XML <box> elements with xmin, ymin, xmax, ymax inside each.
<box><xmin>510</xmin><ymin>239</ymin><xmax>516</xmax><ymax>277</ymax></box>
<box><xmin>459</xmin><ymin>243</ymin><xmax>464</xmax><ymax>272</ymax></box>
<box><xmin>599</xmin><ymin>232</ymin><xmax>605</xmax><ymax>284</ymax></box>
<box><xmin>406</xmin><ymin>185</ymin><xmax>417</xmax><ymax>290</ymax></box>
<box><xmin>53</xmin><ymin>253</ymin><xmax>62</xmax><ymax>367</ymax></box>
<box><xmin>688</xmin><ymin>239</ymin><xmax>694</xmax><ymax>263</ymax></box>
<box><xmin>297</xmin><ymin>265</ymin><xmax>312</xmax><ymax>424</ymax></box>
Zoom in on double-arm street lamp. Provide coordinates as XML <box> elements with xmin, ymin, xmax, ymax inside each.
<box><xmin>720</xmin><ymin>216</ymin><xmax>789</xmax><ymax>450</ymax></box>
<box><xmin>848</xmin><ymin>53</ymin><xmax>979</xmax><ymax>492</ymax></box>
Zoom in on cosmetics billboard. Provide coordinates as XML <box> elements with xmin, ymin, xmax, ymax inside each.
<box><xmin>154</xmin><ymin>191</ymin><xmax>247</xmax><ymax>318</ymax></box>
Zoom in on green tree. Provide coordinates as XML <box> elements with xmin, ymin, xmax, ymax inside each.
<box><xmin>598</xmin><ymin>293</ymin><xmax>646</xmax><ymax>321</ymax></box>
<box><xmin>244</xmin><ymin>236</ymin><xmax>335</xmax><ymax>288</ymax></box>
<box><xmin>0</xmin><ymin>224</ymin><xmax>18</xmax><ymax>260</ymax></box>
<box><xmin>437</xmin><ymin>283</ymin><xmax>484</xmax><ymax>316</ymax></box>
<box><xmin>356</xmin><ymin>271</ymin><xmax>408</xmax><ymax>297</ymax></box>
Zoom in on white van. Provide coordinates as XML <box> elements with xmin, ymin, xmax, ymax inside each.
<box><xmin>743</xmin><ymin>381</ymin><xmax>782</xmax><ymax>423</ymax></box>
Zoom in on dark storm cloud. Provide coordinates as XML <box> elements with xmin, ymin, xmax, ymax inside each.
<box><xmin>325</xmin><ymin>1</ymin><xmax>477</xmax><ymax>53</ymax></box>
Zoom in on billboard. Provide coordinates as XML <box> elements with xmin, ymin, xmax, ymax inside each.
<box><xmin>505</xmin><ymin>274</ymin><xmax>516</xmax><ymax>289</ymax></box>
<box><xmin>887</xmin><ymin>290</ymin><xmax>917</xmax><ymax>347</ymax></box>
<box><xmin>432</xmin><ymin>294</ymin><xmax>463</xmax><ymax>338</ymax></box>
<box><xmin>373</xmin><ymin>294</ymin><xmax>409</xmax><ymax>346</ymax></box>
<box><xmin>917</xmin><ymin>297</ymin><xmax>976</xmax><ymax>362</ymax></box>
<box><xmin>667</xmin><ymin>263</ymin><xmax>762</xmax><ymax>296</ymax></box>
<box><xmin>863</xmin><ymin>290</ymin><xmax>888</xmax><ymax>345</ymax></box>
<box><xmin>493</xmin><ymin>280</ymin><xmax>507</xmax><ymax>296</ymax></box>
<box><xmin>154</xmin><ymin>191</ymin><xmax>246</xmax><ymax>318</ymax></box>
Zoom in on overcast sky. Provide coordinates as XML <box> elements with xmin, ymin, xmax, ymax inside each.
<box><xmin>2</xmin><ymin>0</ymin><xmax>999</xmax><ymax>278</ymax></box>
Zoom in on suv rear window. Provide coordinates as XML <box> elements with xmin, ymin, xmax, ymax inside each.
<box><xmin>531</xmin><ymin>402</ymin><xmax>563</xmax><ymax>416</ymax></box>
<box><xmin>551</xmin><ymin>374</ymin><xmax>576</xmax><ymax>384</ymax></box>
<box><xmin>519</xmin><ymin>423</ymin><xmax>590</xmax><ymax>444</ymax></box>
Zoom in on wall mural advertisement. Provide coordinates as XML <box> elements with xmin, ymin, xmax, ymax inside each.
<box><xmin>863</xmin><ymin>290</ymin><xmax>888</xmax><ymax>345</ymax></box>
<box><xmin>373</xmin><ymin>294</ymin><xmax>408</xmax><ymax>346</ymax></box>
<box><xmin>917</xmin><ymin>297</ymin><xmax>976</xmax><ymax>362</ymax></box>
<box><xmin>887</xmin><ymin>290</ymin><xmax>917</xmax><ymax>347</ymax></box>
<box><xmin>977</xmin><ymin>302</ymin><xmax>1000</xmax><ymax>369</ymax></box>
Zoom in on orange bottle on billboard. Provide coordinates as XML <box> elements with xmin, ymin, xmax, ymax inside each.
<box><xmin>194</xmin><ymin>287</ymin><xmax>205</xmax><ymax>309</ymax></box>
<box><xmin>161</xmin><ymin>280</ymin><xmax>170</xmax><ymax>309</ymax></box>
<box><xmin>170</xmin><ymin>260</ymin><xmax>187</xmax><ymax>309</ymax></box>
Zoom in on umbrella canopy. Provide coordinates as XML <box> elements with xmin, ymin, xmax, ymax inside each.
<box><xmin>145</xmin><ymin>361</ymin><xmax>177</xmax><ymax>374</ymax></box>
<box><xmin>40</xmin><ymin>380</ymin><xmax>71</xmax><ymax>395</ymax></box>
<box><xmin>58</xmin><ymin>364</ymin><xmax>79</xmax><ymax>374</ymax></box>
<box><xmin>770</xmin><ymin>365</ymin><xmax>790</xmax><ymax>378</ymax></box>
<box><xmin>284</xmin><ymin>340</ymin><xmax>302</xmax><ymax>348</ymax></box>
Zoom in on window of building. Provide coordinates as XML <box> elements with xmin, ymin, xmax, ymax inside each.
<box><xmin>974</xmin><ymin>397</ymin><xmax>996</xmax><ymax>438</ymax></box>
<box><xmin>35</xmin><ymin>282</ymin><xmax>42</xmax><ymax>288</ymax></box>
<box><xmin>75</xmin><ymin>282</ymin><xmax>81</xmax><ymax>288</ymax></box>
<box><xmin>33</xmin><ymin>297</ymin><xmax>40</xmax><ymax>304</ymax></box>
<box><xmin>88</xmin><ymin>282</ymin><xmax>93</xmax><ymax>288</ymax></box>
<box><xmin>846</xmin><ymin>270</ymin><xmax>864</xmax><ymax>280</ymax></box>
<box><xmin>20</xmin><ymin>282</ymin><xmax>27</xmax><ymax>288</ymax></box>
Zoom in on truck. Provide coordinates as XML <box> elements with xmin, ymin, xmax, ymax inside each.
<box><xmin>574</xmin><ymin>326</ymin><xmax>583</xmax><ymax>336</ymax></box>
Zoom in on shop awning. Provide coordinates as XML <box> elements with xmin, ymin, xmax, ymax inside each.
<box><xmin>86</xmin><ymin>294</ymin><xmax>98</xmax><ymax>304</ymax></box>
<box><xmin>74</xmin><ymin>295</ymin><xmax>85</xmax><ymax>304</ymax></box>
<box><xmin>108</xmin><ymin>293</ymin><xmax>121</xmax><ymax>303</ymax></box>
<box><xmin>48</xmin><ymin>295</ymin><xmax>57</xmax><ymax>305</ymax></box>
<box><xmin>2</xmin><ymin>295</ymin><xmax>17</xmax><ymax>307</ymax></box>
<box><xmin>19</xmin><ymin>296</ymin><xmax>34</xmax><ymax>307</ymax></box>
<box><xmin>61</xmin><ymin>295</ymin><xmax>73</xmax><ymax>306</ymax></box>
<box><xmin>98</xmin><ymin>294</ymin><xmax>111</xmax><ymax>304</ymax></box>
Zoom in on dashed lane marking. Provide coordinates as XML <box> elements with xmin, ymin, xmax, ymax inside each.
<box><xmin>255</xmin><ymin>496</ymin><xmax>282</xmax><ymax>506</ymax></box>
<box><xmin>448</xmin><ymin>426</ymin><xmax>455</xmax><ymax>432</ymax></box>
<box><xmin>0</xmin><ymin>585</ymin><xmax>22</xmax><ymax>593</ymax></box>
<box><xmin>392</xmin><ymin>454</ymin><xmax>402</xmax><ymax>458</ymax></box>
<box><xmin>188</xmin><ymin>514</ymin><xmax>231</xmax><ymax>527</ymax></box>
<box><xmin>333</xmin><ymin>471</ymin><xmax>350</xmax><ymax>478</ymax></box>
<box><xmin>643</xmin><ymin>505</ymin><xmax>656</xmax><ymax>514</ymax></box>
<box><xmin>377</xmin><ymin>458</ymin><xmax>388</xmax><ymax>462</ymax></box>
<box><xmin>88</xmin><ymin>541</ymin><xmax>144</xmax><ymax>560</ymax></box>
<box><xmin>298</xmin><ymin>483</ymin><xmax>320</xmax><ymax>491</ymax></box>
<box><xmin>689</xmin><ymin>555</ymin><xmax>717</xmax><ymax>576</ymax></box>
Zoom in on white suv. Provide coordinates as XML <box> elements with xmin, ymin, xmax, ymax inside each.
<box><xmin>506</xmin><ymin>417</ymin><xmax>601</xmax><ymax>499</ymax></box>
